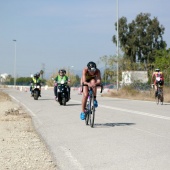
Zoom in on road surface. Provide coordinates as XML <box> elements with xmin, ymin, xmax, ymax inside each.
<box><xmin>3</xmin><ymin>87</ymin><xmax>170</xmax><ymax>170</ymax></box>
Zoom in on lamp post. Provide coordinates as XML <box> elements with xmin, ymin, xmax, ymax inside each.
<box><xmin>104</xmin><ymin>63</ymin><xmax>106</xmax><ymax>86</ymax></box>
<box><xmin>13</xmin><ymin>39</ymin><xmax>17</xmax><ymax>87</ymax></box>
<box><xmin>116</xmin><ymin>0</ymin><xmax>119</xmax><ymax>90</ymax></box>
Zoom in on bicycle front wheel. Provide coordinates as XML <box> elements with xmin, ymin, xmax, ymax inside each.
<box><xmin>90</xmin><ymin>96</ymin><xmax>95</xmax><ymax>128</ymax></box>
<box><xmin>85</xmin><ymin>110</ymin><xmax>89</xmax><ymax>125</ymax></box>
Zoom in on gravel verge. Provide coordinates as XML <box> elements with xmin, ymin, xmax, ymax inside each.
<box><xmin>0</xmin><ymin>90</ymin><xmax>57</xmax><ymax>170</ymax></box>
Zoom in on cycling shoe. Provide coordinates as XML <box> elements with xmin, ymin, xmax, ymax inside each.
<box><xmin>80</xmin><ymin>112</ymin><xmax>85</xmax><ymax>120</ymax></box>
<box><xmin>94</xmin><ymin>100</ymin><xmax>98</xmax><ymax>108</ymax></box>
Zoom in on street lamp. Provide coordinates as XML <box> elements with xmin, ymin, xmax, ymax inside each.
<box><xmin>116</xmin><ymin>0</ymin><xmax>119</xmax><ymax>90</ymax></box>
<box><xmin>13</xmin><ymin>39</ymin><xmax>17</xmax><ymax>87</ymax></box>
<box><xmin>104</xmin><ymin>63</ymin><xmax>106</xmax><ymax>86</ymax></box>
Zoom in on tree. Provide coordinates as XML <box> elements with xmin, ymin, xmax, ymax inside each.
<box><xmin>16</xmin><ymin>77</ymin><xmax>32</xmax><ymax>85</ymax></box>
<box><xmin>99</xmin><ymin>55</ymin><xmax>119</xmax><ymax>83</ymax></box>
<box><xmin>113</xmin><ymin>13</ymin><xmax>166</xmax><ymax>64</ymax></box>
<box><xmin>154</xmin><ymin>48</ymin><xmax>170</xmax><ymax>84</ymax></box>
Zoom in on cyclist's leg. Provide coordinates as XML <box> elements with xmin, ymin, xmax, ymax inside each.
<box><xmin>154</xmin><ymin>83</ymin><xmax>158</xmax><ymax>97</ymax></box>
<box><xmin>88</xmin><ymin>79</ymin><xmax>96</xmax><ymax>96</ymax></box>
<box><xmin>90</xmin><ymin>79</ymin><xmax>98</xmax><ymax>107</ymax></box>
<box><xmin>82</xmin><ymin>86</ymin><xmax>88</xmax><ymax>112</ymax></box>
<box><xmin>80</xmin><ymin>86</ymin><xmax>88</xmax><ymax>120</ymax></box>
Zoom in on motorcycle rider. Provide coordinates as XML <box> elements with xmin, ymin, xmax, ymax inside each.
<box><xmin>54</xmin><ymin>69</ymin><xmax>70</xmax><ymax>100</ymax></box>
<box><xmin>30</xmin><ymin>72</ymin><xmax>42</xmax><ymax>97</ymax></box>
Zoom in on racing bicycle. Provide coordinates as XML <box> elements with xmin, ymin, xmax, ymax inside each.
<box><xmin>82</xmin><ymin>83</ymin><xmax>103</xmax><ymax>128</ymax></box>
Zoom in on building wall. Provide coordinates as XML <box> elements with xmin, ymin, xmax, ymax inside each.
<box><xmin>122</xmin><ymin>71</ymin><xmax>148</xmax><ymax>85</ymax></box>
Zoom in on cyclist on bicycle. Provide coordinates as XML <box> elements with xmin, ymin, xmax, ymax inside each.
<box><xmin>152</xmin><ymin>68</ymin><xmax>164</xmax><ymax>97</ymax></box>
<box><xmin>80</xmin><ymin>61</ymin><xmax>101</xmax><ymax>120</ymax></box>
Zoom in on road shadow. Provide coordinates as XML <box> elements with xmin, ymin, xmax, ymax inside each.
<box><xmin>94</xmin><ymin>122</ymin><xmax>135</xmax><ymax>128</ymax></box>
<box><xmin>37</xmin><ymin>98</ymin><xmax>55</xmax><ymax>101</ymax></box>
<box><xmin>161</xmin><ymin>103</ymin><xmax>170</xmax><ymax>105</ymax></box>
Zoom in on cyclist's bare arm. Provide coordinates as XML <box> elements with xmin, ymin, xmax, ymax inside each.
<box><xmin>81</xmin><ymin>68</ymin><xmax>86</xmax><ymax>82</ymax></box>
<box><xmin>95</xmin><ymin>69</ymin><xmax>101</xmax><ymax>86</ymax></box>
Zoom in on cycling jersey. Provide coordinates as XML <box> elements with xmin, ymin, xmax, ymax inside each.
<box><xmin>85</xmin><ymin>70</ymin><xmax>98</xmax><ymax>82</ymax></box>
<box><xmin>152</xmin><ymin>72</ymin><xmax>164</xmax><ymax>86</ymax></box>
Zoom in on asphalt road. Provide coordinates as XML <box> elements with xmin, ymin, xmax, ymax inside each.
<box><xmin>3</xmin><ymin>87</ymin><xmax>170</xmax><ymax>170</ymax></box>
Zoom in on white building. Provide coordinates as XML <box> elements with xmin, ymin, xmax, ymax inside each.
<box><xmin>0</xmin><ymin>73</ymin><xmax>9</xmax><ymax>82</ymax></box>
<box><xmin>122</xmin><ymin>71</ymin><xmax>148</xmax><ymax>85</ymax></box>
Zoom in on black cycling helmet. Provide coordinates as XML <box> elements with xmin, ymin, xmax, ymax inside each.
<box><xmin>87</xmin><ymin>61</ymin><xmax>97</xmax><ymax>72</ymax></box>
<box><xmin>34</xmin><ymin>73</ymin><xmax>37</xmax><ymax>77</ymax></box>
<box><xmin>58</xmin><ymin>69</ymin><xmax>66</xmax><ymax>74</ymax></box>
<box><xmin>155</xmin><ymin>68</ymin><xmax>160</xmax><ymax>72</ymax></box>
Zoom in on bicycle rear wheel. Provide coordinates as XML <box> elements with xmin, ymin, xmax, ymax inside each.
<box><xmin>155</xmin><ymin>89</ymin><xmax>159</xmax><ymax>105</ymax></box>
<box><xmin>89</xmin><ymin>95</ymin><xmax>95</xmax><ymax>128</ymax></box>
<box><xmin>160</xmin><ymin>95</ymin><xmax>164</xmax><ymax>105</ymax></box>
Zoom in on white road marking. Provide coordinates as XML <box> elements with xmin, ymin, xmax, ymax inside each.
<box><xmin>100</xmin><ymin>104</ymin><xmax>170</xmax><ymax>120</ymax></box>
<box><xmin>71</xmin><ymin>99</ymin><xmax>170</xmax><ymax>121</ymax></box>
<box><xmin>60</xmin><ymin>146</ymin><xmax>84</xmax><ymax>170</ymax></box>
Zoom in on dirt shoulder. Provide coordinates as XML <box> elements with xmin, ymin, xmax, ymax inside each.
<box><xmin>0</xmin><ymin>89</ymin><xmax>57</xmax><ymax>170</ymax></box>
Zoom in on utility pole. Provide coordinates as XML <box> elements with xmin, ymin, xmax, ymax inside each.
<box><xmin>13</xmin><ymin>39</ymin><xmax>17</xmax><ymax>87</ymax></box>
<box><xmin>116</xmin><ymin>0</ymin><xmax>119</xmax><ymax>90</ymax></box>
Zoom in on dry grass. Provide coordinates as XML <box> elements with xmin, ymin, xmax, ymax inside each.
<box><xmin>103</xmin><ymin>86</ymin><xmax>170</xmax><ymax>103</ymax></box>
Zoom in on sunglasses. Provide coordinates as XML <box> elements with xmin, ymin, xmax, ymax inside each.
<box><xmin>89</xmin><ymin>68</ymin><xmax>96</xmax><ymax>72</ymax></box>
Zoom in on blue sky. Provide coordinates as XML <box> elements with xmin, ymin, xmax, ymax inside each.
<box><xmin>0</xmin><ymin>0</ymin><xmax>169</xmax><ymax>78</ymax></box>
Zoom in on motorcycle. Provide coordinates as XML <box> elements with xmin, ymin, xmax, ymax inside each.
<box><xmin>31</xmin><ymin>83</ymin><xmax>41</xmax><ymax>100</ymax></box>
<box><xmin>55</xmin><ymin>80</ymin><xmax>70</xmax><ymax>106</ymax></box>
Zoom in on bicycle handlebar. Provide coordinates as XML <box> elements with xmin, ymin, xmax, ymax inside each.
<box><xmin>81</xmin><ymin>83</ymin><xmax>103</xmax><ymax>93</ymax></box>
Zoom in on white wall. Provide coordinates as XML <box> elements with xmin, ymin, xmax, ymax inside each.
<box><xmin>122</xmin><ymin>71</ymin><xmax>148</xmax><ymax>85</ymax></box>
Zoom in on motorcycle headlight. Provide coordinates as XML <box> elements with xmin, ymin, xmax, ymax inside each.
<box><xmin>61</xmin><ymin>80</ymin><xmax>65</xmax><ymax>84</ymax></box>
